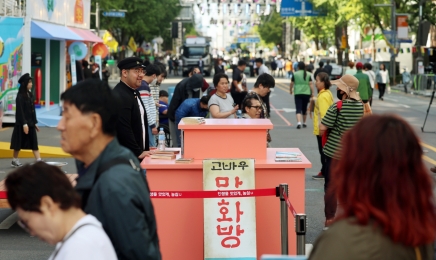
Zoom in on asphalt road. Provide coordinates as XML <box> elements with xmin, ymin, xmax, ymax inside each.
<box><xmin>0</xmin><ymin>75</ymin><xmax>435</xmax><ymax>259</ymax></box>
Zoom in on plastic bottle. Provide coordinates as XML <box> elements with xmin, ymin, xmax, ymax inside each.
<box><xmin>158</xmin><ymin>128</ymin><xmax>166</xmax><ymax>151</ymax></box>
<box><xmin>236</xmin><ymin>109</ymin><xmax>242</xmax><ymax>119</ymax></box>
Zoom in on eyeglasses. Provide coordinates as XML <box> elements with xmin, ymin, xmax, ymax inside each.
<box><xmin>129</xmin><ymin>69</ymin><xmax>145</xmax><ymax>75</ymax></box>
<box><xmin>249</xmin><ymin>105</ymin><xmax>262</xmax><ymax>110</ymax></box>
<box><xmin>17</xmin><ymin>219</ymin><xmax>31</xmax><ymax>233</ymax></box>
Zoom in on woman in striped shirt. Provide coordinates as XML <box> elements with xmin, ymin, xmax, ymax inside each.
<box><xmin>319</xmin><ymin>74</ymin><xmax>364</xmax><ymax>230</ymax></box>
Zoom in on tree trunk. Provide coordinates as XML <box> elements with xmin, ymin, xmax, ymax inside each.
<box><xmin>314</xmin><ymin>38</ymin><xmax>320</xmax><ymax>51</ymax></box>
<box><xmin>335</xmin><ymin>25</ymin><xmax>343</xmax><ymax>65</ymax></box>
<box><xmin>371</xmin><ymin>25</ymin><xmax>376</xmax><ymax>61</ymax></box>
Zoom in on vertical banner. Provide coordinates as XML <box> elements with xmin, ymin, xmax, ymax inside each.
<box><xmin>70</xmin><ymin>54</ymin><xmax>77</xmax><ymax>86</ymax></box>
<box><xmin>397</xmin><ymin>16</ymin><xmax>408</xmax><ymax>39</ymax></box>
<box><xmin>95</xmin><ymin>55</ymin><xmax>102</xmax><ymax>80</ymax></box>
<box><xmin>203</xmin><ymin>159</ymin><xmax>256</xmax><ymax>260</ymax></box>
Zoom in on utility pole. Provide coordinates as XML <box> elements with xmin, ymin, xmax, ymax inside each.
<box><xmin>91</xmin><ymin>2</ymin><xmax>100</xmax><ymax>36</ymax></box>
<box><xmin>391</xmin><ymin>0</ymin><xmax>396</xmax><ymax>85</ymax></box>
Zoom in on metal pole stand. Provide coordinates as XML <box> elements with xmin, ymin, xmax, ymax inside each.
<box><xmin>277</xmin><ymin>183</ymin><xmax>289</xmax><ymax>255</ymax></box>
<box><xmin>422</xmin><ymin>77</ymin><xmax>436</xmax><ymax>133</ymax></box>
<box><xmin>295</xmin><ymin>214</ymin><xmax>307</xmax><ymax>255</ymax></box>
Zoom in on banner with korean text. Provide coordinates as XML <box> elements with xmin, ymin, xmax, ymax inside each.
<box><xmin>203</xmin><ymin>159</ymin><xmax>256</xmax><ymax>260</ymax></box>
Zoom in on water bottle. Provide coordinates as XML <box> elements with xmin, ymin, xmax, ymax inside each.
<box><xmin>236</xmin><ymin>109</ymin><xmax>242</xmax><ymax>119</ymax></box>
<box><xmin>158</xmin><ymin>128</ymin><xmax>166</xmax><ymax>151</ymax></box>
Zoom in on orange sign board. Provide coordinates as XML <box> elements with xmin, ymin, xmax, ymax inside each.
<box><xmin>397</xmin><ymin>16</ymin><xmax>408</xmax><ymax>27</ymax></box>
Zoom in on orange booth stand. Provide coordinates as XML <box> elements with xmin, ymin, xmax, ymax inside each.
<box><xmin>141</xmin><ymin>119</ymin><xmax>311</xmax><ymax>259</ymax></box>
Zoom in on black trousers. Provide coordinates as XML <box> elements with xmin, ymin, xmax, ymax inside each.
<box><xmin>378</xmin><ymin>83</ymin><xmax>386</xmax><ymax>98</ymax></box>
<box><xmin>316</xmin><ymin>135</ymin><xmax>325</xmax><ymax>173</ymax></box>
<box><xmin>323</xmin><ymin>155</ymin><xmax>337</xmax><ymax>220</ymax></box>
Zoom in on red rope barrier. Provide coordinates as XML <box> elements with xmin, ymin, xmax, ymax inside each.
<box><xmin>282</xmin><ymin>188</ymin><xmax>297</xmax><ymax>218</ymax></box>
<box><xmin>0</xmin><ymin>191</ymin><xmax>6</xmax><ymax>199</ymax></box>
<box><xmin>150</xmin><ymin>188</ymin><xmax>277</xmax><ymax>199</ymax></box>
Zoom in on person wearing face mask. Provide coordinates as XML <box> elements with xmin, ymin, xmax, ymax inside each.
<box><xmin>10</xmin><ymin>73</ymin><xmax>41</xmax><ymax>167</ymax></box>
<box><xmin>138</xmin><ymin>63</ymin><xmax>161</xmax><ymax>147</ymax></box>
<box><xmin>319</xmin><ymin>74</ymin><xmax>364</xmax><ymax>230</ymax></box>
<box><xmin>5</xmin><ymin>162</ymin><xmax>117</xmax><ymax>260</ymax></box>
<box><xmin>174</xmin><ymin>96</ymin><xmax>209</xmax><ymax>147</ymax></box>
<box><xmin>150</xmin><ymin>62</ymin><xmax>167</xmax><ymax>130</ymax></box>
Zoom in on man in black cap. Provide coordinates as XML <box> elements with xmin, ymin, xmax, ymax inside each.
<box><xmin>112</xmin><ymin>57</ymin><xmax>152</xmax><ymax>158</ymax></box>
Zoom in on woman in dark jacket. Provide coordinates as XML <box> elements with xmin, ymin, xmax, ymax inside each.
<box><xmin>10</xmin><ymin>73</ymin><xmax>41</xmax><ymax>167</ymax></box>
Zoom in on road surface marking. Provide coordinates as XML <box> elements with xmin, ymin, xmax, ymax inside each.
<box><xmin>270</xmin><ymin>103</ymin><xmax>292</xmax><ymax>126</ymax></box>
<box><xmin>0</xmin><ymin>127</ymin><xmax>10</xmax><ymax>132</ymax></box>
<box><xmin>422</xmin><ymin>142</ymin><xmax>436</xmax><ymax>153</ymax></box>
<box><xmin>423</xmin><ymin>155</ymin><xmax>436</xmax><ymax>165</ymax></box>
<box><xmin>0</xmin><ymin>212</ymin><xmax>18</xmax><ymax>229</ymax></box>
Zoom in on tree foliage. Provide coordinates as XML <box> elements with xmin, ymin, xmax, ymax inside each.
<box><xmin>257</xmin><ymin>11</ymin><xmax>283</xmax><ymax>45</ymax></box>
<box><xmin>91</xmin><ymin>0</ymin><xmax>181</xmax><ymax>47</ymax></box>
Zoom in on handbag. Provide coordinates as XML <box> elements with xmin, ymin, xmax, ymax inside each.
<box><xmin>322</xmin><ymin>101</ymin><xmax>342</xmax><ymax>147</ymax></box>
<box><xmin>363</xmin><ymin>102</ymin><xmax>372</xmax><ymax>116</ymax></box>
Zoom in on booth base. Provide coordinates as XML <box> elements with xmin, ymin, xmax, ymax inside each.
<box><xmin>142</xmin><ymin>148</ymin><xmax>311</xmax><ymax>259</ymax></box>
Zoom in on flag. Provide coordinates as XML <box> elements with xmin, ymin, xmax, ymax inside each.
<box><xmin>421</xmin><ymin>47</ymin><xmax>425</xmax><ymax>54</ymax></box>
<box><xmin>400</xmin><ymin>48</ymin><xmax>404</xmax><ymax>54</ymax></box>
<box><xmin>128</xmin><ymin>37</ymin><xmax>138</xmax><ymax>52</ymax></box>
<box><xmin>377</xmin><ymin>48</ymin><xmax>381</xmax><ymax>53</ymax></box>
<box><xmin>430</xmin><ymin>48</ymin><xmax>433</xmax><ymax>55</ymax></box>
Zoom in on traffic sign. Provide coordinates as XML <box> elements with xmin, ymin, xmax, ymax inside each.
<box><xmin>102</xmin><ymin>11</ymin><xmax>126</xmax><ymax>18</ymax></box>
<box><xmin>237</xmin><ymin>37</ymin><xmax>260</xmax><ymax>43</ymax></box>
<box><xmin>280</xmin><ymin>0</ymin><xmax>326</xmax><ymax>17</ymax></box>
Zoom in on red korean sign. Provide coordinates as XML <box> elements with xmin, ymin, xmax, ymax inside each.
<box><xmin>203</xmin><ymin>159</ymin><xmax>256</xmax><ymax>260</ymax></box>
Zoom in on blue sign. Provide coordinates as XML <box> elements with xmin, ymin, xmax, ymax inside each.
<box><xmin>230</xmin><ymin>43</ymin><xmax>237</xmax><ymax>49</ymax></box>
<box><xmin>383</xmin><ymin>30</ymin><xmax>413</xmax><ymax>45</ymax></box>
<box><xmin>280</xmin><ymin>0</ymin><xmax>326</xmax><ymax>17</ymax></box>
<box><xmin>237</xmin><ymin>37</ymin><xmax>261</xmax><ymax>43</ymax></box>
<box><xmin>102</xmin><ymin>11</ymin><xmax>126</xmax><ymax>18</ymax></box>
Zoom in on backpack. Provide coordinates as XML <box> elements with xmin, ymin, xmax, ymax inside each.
<box><xmin>81</xmin><ymin>158</ymin><xmax>145</xmax><ymax>210</ymax></box>
<box><xmin>321</xmin><ymin>101</ymin><xmax>342</xmax><ymax>147</ymax></box>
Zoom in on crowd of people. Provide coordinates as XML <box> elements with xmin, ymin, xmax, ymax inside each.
<box><xmin>5</xmin><ymin>54</ymin><xmax>436</xmax><ymax>260</ymax></box>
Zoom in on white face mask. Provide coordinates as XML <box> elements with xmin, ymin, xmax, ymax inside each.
<box><xmin>150</xmin><ymin>77</ymin><xmax>157</xmax><ymax>86</ymax></box>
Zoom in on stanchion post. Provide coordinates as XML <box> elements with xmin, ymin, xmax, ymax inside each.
<box><xmin>278</xmin><ymin>183</ymin><xmax>289</xmax><ymax>255</ymax></box>
<box><xmin>295</xmin><ymin>214</ymin><xmax>307</xmax><ymax>255</ymax></box>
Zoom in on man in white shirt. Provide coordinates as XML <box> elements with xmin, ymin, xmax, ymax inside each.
<box><xmin>255</xmin><ymin>58</ymin><xmax>270</xmax><ymax>75</ymax></box>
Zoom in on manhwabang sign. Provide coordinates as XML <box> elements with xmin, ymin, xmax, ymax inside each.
<box><xmin>203</xmin><ymin>159</ymin><xmax>256</xmax><ymax>260</ymax></box>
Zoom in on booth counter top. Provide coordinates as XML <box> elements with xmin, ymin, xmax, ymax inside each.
<box><xmin>140</xmin><ymin>148</ymin><xmax>312</xmax><ymax>169</ymax></box>
<box><xmin>179</xmin><ymin>118</ymin><xmax>274</xmax><ymax>130</ymax></box>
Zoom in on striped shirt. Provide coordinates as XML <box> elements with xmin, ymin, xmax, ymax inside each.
<box><xmin>138</xmin><ymin>81</ymin><xmax>157</xmax><ymax>128</ymax></box>
<box><xmin>150</xmin><ymin>83</ymin><xmax>160</xmax><ymax>126</ymax></box>
<box><xmin>321</xmin><ymin>100</ymin><xmax>364</xmax><ymax>159</ymax></box>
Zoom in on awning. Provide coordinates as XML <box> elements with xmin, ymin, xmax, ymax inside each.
<box><xmin>69</xmin><ymin>27</ymin><xmax>103</xmax><ymax>43</ymax></box>
<box><xmin>31</xmin><ymin>21</ymin><xmax>82</xmax><ymax>41</ymax></box>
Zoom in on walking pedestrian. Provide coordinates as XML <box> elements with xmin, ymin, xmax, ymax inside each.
<box><xmin>319</xmin><ymin>74</ymin><xmax>364</xmax><ymax>229</ymax></box>
<box><xmin>285</xmin><ymin>59</ymin><xmax>293</xmax><ymax>79</ymax></box>
<box><xmin>290</xmin><ymin>62</ymin><xmax>314</xmax><ymax>129</ymax></box>
<box><xmin>10</xmin><ymin>73</ymin><xmax>41</xmax><ymax>167</ymax></box>
<box><xmin>311</xmin><ymin>72</ymin><xmax>333</xmax><ymax>180</ymax></box>
<box><xmin>354</xmin><ymin>62</ymin><xmax>372</xmax><ymax>104</ymax></box>
<box><xmin>5</xmin><ymin>162</ymin><xmax>117</xmax><ymax>260</ymax></box>
<box><xmin>344</xmin><ymin>61</ymin><xmax>357</xmax><ymax>75</ymax></box>
<box><xmin>255</xmin><ymin>58</ymin><xmax>270</xmax><ymax>76</ymax></box>
<box><xmin>57</xmin><ymin>79</ymin><xmax>161</xmax><ymax>260</ymax></box>
<box><xmin>198</xmin><ymin>57</ymin><xmax>204</xmax><ymax>75</ymax></box>
<box><xmin>310</xmin><ymin>115</ymin><xmax>436</xmax><ymax>260</ymax></box>
<box><xmin>376</xmin><ymin>64</ymin><xmax>389</xmax><ymax>100</ymax></box>
<box><xmin>402</xmin><ymin>67</ymin><xmax>411</xmax><ymax>94</ymax></box>
<box><xmin>323</xmin><ymin>60</ymin><xmax>332</xmax><ymax>76</ymax></box>
<box><xmin>231</xmin><ymin>60</ymin><xmax>248</xmax><ymax>107</ymax></box>
<box><xmin>363</xmin><ymin>63</ymin><xmax>375</xmax><ymax>106</ymax></box>
<box><xmin>214</xmin><ymin>58</ymin><xmax>225</xmax><ymax>75</ymax></box>
<box><xmin>112</xmin><ymin>57</ymin><xmax>152</xmax><ymax>158</ymax></box>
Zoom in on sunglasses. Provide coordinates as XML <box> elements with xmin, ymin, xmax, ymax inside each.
<box><xmin>17</xmin><ymin>219</ymin><xmax>31</xmax><ymax>233</ymax></box>
<box><xmin>249</xmin><ymin>105</ymin><xmax>262</xmax><ymax>110</ymax></box>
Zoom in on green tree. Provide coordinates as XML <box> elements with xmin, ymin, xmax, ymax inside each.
<box><xmin>258</xmin><ymin>11</ymin><xmax>283</xmax><ymax>45</ymax></box>
<box><xmin>91</xmin><ymin>0</ymin><xmax>181</xmax><ymax>55</ymax></box>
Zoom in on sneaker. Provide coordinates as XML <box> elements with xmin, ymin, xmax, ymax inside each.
<box><xmin>11</xmin><ymin>160</ymin><xmax>23</xmax><ymax>168</ymax></box>
<box><xmin>323</xmin><ymin>219</ymin><xmax>334</xmax><ymax>231</ymax></box>
<box><xmin>312</xmin><ymin>172</ymin><xmax>324</xmax><ymax>180</ymax></box>
<box><xmin>302</xmin><ymin>124</ymin><xmax>307</xmax><ymax>128</ymax></box>
<box><xmin>297</xmin><ymin>124</ymin><xmax>301</xmax><ymax>129</ymax></box>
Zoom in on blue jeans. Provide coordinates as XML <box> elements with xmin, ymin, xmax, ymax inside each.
<box><xmin>148</xmin><ymin>126</ymin><xmax>156</xmax><ymax>147</ymax></box>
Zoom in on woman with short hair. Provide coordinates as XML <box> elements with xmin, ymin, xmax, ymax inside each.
<box><xmin>311</xmin><ymin>72</ymin><xmax>333</xmax><ymax>180</ymax></box>
<box><xmin>310</xmin><ymin>115</ymin><xmax>436</xmax><ymax>259</ymax></box>
<box><xmin>208</xmin><ymin>73</ymin><xmax>239</xmax><ymax>118</ymax></box>
<box><xmin>6</xmin><ymin>162</ymin><xmax>117</xmax><ymax>260</ymax></box>
<box><xmin>290</xmin><ymin>62</ymin><xmax>314</xmax><ymax>129</ymax></box>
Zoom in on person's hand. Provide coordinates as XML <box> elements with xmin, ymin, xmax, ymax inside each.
<box><xmin>23</xmin><ymin>125</ymin><xmax>29</xmax><ymax>134</ymax></box>
<box><xmin>290</xmin><ymin>89</ymin><xmax>293</xmax><ymax>95</ymax></box>
<box><xmin>309</xmin><ymin>112</ymin><xmax>313</xmax><ymax>119</ymax></box>
<box><xmin>152</xmin><ymin>127</ymin><xmax>158</xmax><ymax>135</ymax></box>
<box><xmin>232</xmin><ymin>105</ymin><xmax>239</xmax><ymax>113</ymax></box>
<box><xmin>35</xmin><ymin>125</ymin><xmax>40</xmax><ymax>132</ymax></box>
<box><xmin>138</xmin><ymin>150</ymin><xmax>155</xmax><ymax>159</ymax></box>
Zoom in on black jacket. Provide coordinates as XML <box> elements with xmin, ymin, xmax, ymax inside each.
<box><xmin>15</xmin><ymin>93</ymin><xmax>37</xmax><ymax>126</ymax></box>
<box><xmin>167</xmin><ymin>74</ymin><xmax>203</xmax><ymax>121</ymax></box>
<box><xmin>75</xmin><ymin>138</ymin><xmax>161</xmax><ymax>260</ymax></box>
<box><xmin>214</xmin><ymin>64</ymin><xmax>225</xmax><ymax>75</ymax></box>
<box><xmin>113</xmin><ymin>81</ymin><xmax>149</xmax><ymax>157</ymax></box>
<box><xmin>84</xmin><ymin>68</ymin><xmax>93</xmax><ymax>79</ymax></box>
